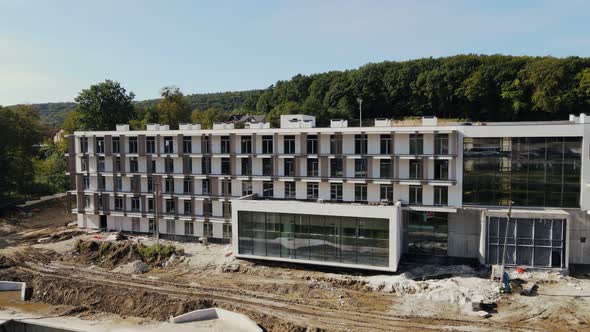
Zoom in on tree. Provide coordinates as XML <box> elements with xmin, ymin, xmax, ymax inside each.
<box><xmin>191</xmin><ymin>108</ymin><xmax>224</xmax><ymax>129</ymax></box>
<box><xmin>0</xmin><ymin>105</ymin><xmax>44</xmax><ymax>202</ymax></box>
<box><xmin>157</xmin><ymin>86</ymin><xmax>191</xmax><ymax>129</ymax></box>
<box><xmin>74</xmin><ymin>80</ymin><xmax>135</xmax><ymax>130</ymax></box>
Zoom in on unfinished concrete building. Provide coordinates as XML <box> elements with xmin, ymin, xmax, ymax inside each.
<box><xmin>66</xmin><ymin>114</ymin><xmax>590</xmax><ymax>272</ymax></box>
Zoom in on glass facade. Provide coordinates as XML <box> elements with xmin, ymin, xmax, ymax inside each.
<box><xmin>405</xmin><ymin>211</ymin><xmax>448</xmax><ymax>256</ymax></box>
<box><xmin>238</xmin><ymin>211</ymin><xmax>389</xmax><ymax>267</ymax></box>
<box><xmin>463</xmin><ymin>137</ymin><xmax>581</xmax><ymax>207</ymax></box>
<box><xmin>486</xmin><ymin>217</ymin><xmax>565</xmax><ymax>268</ymax></box>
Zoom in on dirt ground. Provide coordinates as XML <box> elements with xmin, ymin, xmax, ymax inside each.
<box><xmin>1</xmin><ymin>198</ymin><xmax>589</xmax><ymax>331</ymax></box>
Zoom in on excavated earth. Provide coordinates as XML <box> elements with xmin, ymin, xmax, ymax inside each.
<box><xmin>1</xmin><ymin>198</ymin><xmax>589</xmax><ymax>331</ymax></box>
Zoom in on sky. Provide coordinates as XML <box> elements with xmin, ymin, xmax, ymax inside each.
<box><xmin>1</xmin><ymin>0</ymin><xmax>589</xmax><ymax>105</ymax></box>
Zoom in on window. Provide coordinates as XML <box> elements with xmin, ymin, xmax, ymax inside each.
<box><xmin>330</xmin><ymin>135</ymin><xmax>342</xmax><ymax>154</ymax></box>
<box><xmin>98</xmin><ymin>176</ymin><xmax>106</xmax><ymax>190</ymax></box>
<box><xmin>164</xmin><ymin>137</ymin><xmax>173</xmax><ymax>154</ymax></box>
<box><xmin>130</xmin><ymin>157</ymin><xmax>138</xmax><ymax>173</ymax></box>
<box><xmin>201</xmin><ymin>136</ymin><xmax>210</xmax><ymax>154</ymax></box>
<box><xmin>165</xmin><ymin>158</ymin><xmax>174</xmax><ymax>173</ymax></box>
<box><xmin>165</xmin><ymin>177</ymin><xmax>174</xmax><ymax>193</ymax></box>
<box><xmin>80</xmin><ymin>157</ymin><xmax>88</xmax><ymax>172</ymax></box>
<box><xmin>184</xmin><ymin>157</ymin><xmax>192</xmax><ymax>173</ymax></box>
<box><xmin>409</xmin><ymin>185</ymin><xmax>422</xmax><ymax>204</ymax></box>
<box><xmin>84</xmin><ymin>195</ymin><xmax>91</xmax><ymax>208</ymax></box>
<box><xmin>242</xmin><ymin>181</ymin><xmax>253</xmax><ymax>196</ymax></box>
<box><xmin>97</xmin><ymin>157</ymin><xmax>105</xmax><ymax>172</ymax></box>
<box><xmin>221</xmin><ymin>136</ymin><xmax>231</xmax><ymax>154</ymax></box>
<box><xmin>150</xmin><ymin>160</ymin><xmax>156</xmax><ymax>173</ymax></box>
<box><xmin>128</xmin><ymin>137</ymin><xmax>138</xmax><ymax>154</ymax></box>
<box><xmin>183</xmin><ymin>177</ymin><xmax>192</xmax><ymax>194</ymax></box>
<box><xmin>83</xmin><ymin>176</ymin><xmax>90</xmax><ymax>189</ymax></box>
<box><xmin>223</xmin><ymin>224</ymin><xmax>232</xmax><ymax>239</ymax></box>
<box><xmin>146</xmin><ymin>137</ymin><xmax>155</xmax><ymax>154</ymax></box>
<box><xmin>330</xmin><ymin>158</ymin><xmax>343</xmax><ymax>177</ymax></box>
<box><xmin>284</xmin><ymin>158</ymin><xmax>295</xmax><ymax>177</ymax></box>
<box><xmin>307</xmin><ymin>158</ymin><xmax>318</xmax><ymax>177</ymax></box>
<box><xmin>434</xmin><ymin>160</ymin><xmax>449</xmax><ymax>180</ymax></box>
<box><xmin>112</xmin><ymin>137</ymin><xmax>120</xmax><ymax>153</ymax></box>
<box><xmin>96</xmin><ymin>138</ymin><xmax>104</xmax><ymax>153</ymax></box>
<box><xmin>355</xmin><ymin>134</ymin><xmax>367</xmax><ymax>154</ymax></box>
<box><xmin>221</xmin><ymin>158</ymin><xmax>231</xmax><ymax>175</ymax></box>
<box><xmin>263</xmin><ymin>181</ymin><xmax>274</xmax><ymax>197</ymax></box>
<box><xmin>184</xmin><ymin>220</ymin><xmax>194</xmax><ymax>235</ymax></box>
<box><xmin>284</xmin><ymin>136</ymin><xmax>295</xmax><ymax>154</ymax></box>
<box><xmin>179</xmin><ymin>137</ymin><xmax>191</xmax><ymax>154</ymax></box>
<box><xmin>166</xmin><ymin>219</ymin><xmax>175</xmax><ymax>234</ymax></box>
<box><xmin>201</xmin><ymin>157</ymin><xmax>211</xmax><ymax>174</ymax></box>
<box><xmin>380</xmin><ymin>135</ymin><xmax>391</xmax><ymax>154</ymax></box>
<box><xmin>148</xmin><ymin>198</ymin><xmax>154</xmax><ymax>212</ymax></box>
<box><xmin>183</xmin><ymin>200</ymin><xmax>192</xmax><ymax>215</ymax></box>
<box><xmin>223</xmin><ymin>201</ymin><xmax>231</xmax><ymax>218</ymax></box>
<box><xmin>80</xmin><ymin>137</ymin><xmax>88</xmax><ymax>153</ymax></box>
<box><xmin>409</xmin><ymin>159</ymin><xmax>422</xmax><ymax>179</ymax></box>
<box><xmin>380</xmin><ymin>185</ymin><xmax>393</xmax><ymax>202</ymax></box>
<box><xmin>409</xmin><ymin>134</ymin><xmax>423</xmax><ymax>155</ymax></box>
<box><xmin>165</xmin><ymin>199</ymin><xmax>175</xmax><ymax>213</ymax></box>
<box><xmin>114</xmin><ymin>157</ymin><xmax>121</xmax><ymax>172</ymax></box>
<box><xmin>147</xmin><ymin>177</ymin><xmax>153</xmax><ymax>192</ymax></box>
<box><xmin>114</xmin><ymin>197</ymin><xmax>123</xmax><ymax>211</ymax></box>
<box><xmin>355</xmin><ymin>159</ymin><xmax>367</xmax><ymax>178</ymax></box>
<box><xmin>262</xmin><ymin>158</ymin><xmax>273</xmax><ymax>176</ymax></box>
<box><xmin>285</xmin><ymin>182</ymin><xmax>296</xmax><ymax>198</ymax></box>
<box><xmin>434</xmin><ymin>187</ymin><xmax>448</xmax><ymax>205</ymax></box>
<box><xmin>307</xmin><ymin>183</ymin><xmax>319</xmax><ymax>199</ymax></box>
<box><xmin>241</xmin><ymin>158</ymin><xmax>252</xmax><ymax>175</ymax></box>
<box><xmin>330</xmin><ymin>183</ymin><xmax>343</xmax><ymax>201</ymax></box>
<box><xmin>115</xmin><ymin>176</ymin><xmax>122</xmax><ymax>191</ymax></box>
<box><xmin>203</xmin><ymin>222</ymin><xmax>213</xmax><ymax>237</ymax></box>
<box><xmin>148</xmin><ymin>218</ymin><xmax>155</xmax><ymax>232</ymax></box>
<box><xmin>222</xmin><ymin>179</ymin><xmax>232</xmax><ymax>196</ymax></box>
<box><xmin>203</xmin><ymin>200</ymin><xmax>212</xmax><ymax>216</ymax></box>
<box><xmin>435</xmin><ymin>134</ymin><xmax>449</xmax><ymax>155</ymax></box>
<box><xmin>202</xmin><ymin>179</ymin><xmax>210</xmax><ymax>195</ymax></box>
<box><xmin>241</xmin><ymin>136</ymin><xmax>252</xmax><ymax>154</ymax></box>
<box><xmin>130</xmin><ymin>176</ymin><xmax>140</xmax><ymax>192</ymax></box>
<box><xmin>380</xmin><ymin>159</ymin><xmax>392</xmax><ymax>178</ymax></box>
<box><xmin>262</xmin><ymin>135</ymin><xmax>273</xmax><ymax>154</ymax></box>
<box><xmin>131</xmin><ymin>197</ymin><xmax>140</xmax><ymax>212</ymax></box>
<box><xmin>307</xmin><ymin>135</ymin><xmax>318</xmax><ymax>154</ymax></box>
<box><xmin>355</xmin><ymin>184</ymin><xmax>367</xmax><ymax>202</ymax></box>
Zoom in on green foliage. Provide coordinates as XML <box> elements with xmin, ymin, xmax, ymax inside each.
<box><xmin>136</xmin><ymin>242</ymin><xmax>181</xmax><ymax>263</ymax></box>
<box><xmin>191</xmin><ymin>107</ymin><xmax>225</xmax><ymax>129</ymax></box>
<box><xmin>33</xmin><ymin>138</ymin><xmax>69</xmax><ymax>193</ymax></box>
<box><xmin>0</xmin><ymin>105</ymin><xmax>45</xmax><ymax>204</ymax></box>
<box><xmin>156</xmin><ymin>86</ymin><xmax>191</xmax><ymax>128</ymax></box>
<box><xmin>75</xmin><ymin>80</ymin><xmax>135</xmax><ymax>130</ymax></box>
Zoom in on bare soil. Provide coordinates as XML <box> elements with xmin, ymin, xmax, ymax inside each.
<box><xmin>1</xmin><ymin>198</ymin><xmax>589</xmax><ymax>331</ymax></box>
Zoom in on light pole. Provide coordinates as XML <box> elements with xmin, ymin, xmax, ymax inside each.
<box><xmin>356</xmin><ymin>98</ymin><xmax>363</xmax><ymax>127</ymax></box>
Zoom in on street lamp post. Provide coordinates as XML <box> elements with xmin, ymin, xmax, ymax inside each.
<box><xmin>356</xmin><ymin>98</ymin><xmax>363</xmax><ymax>127</ymax></box>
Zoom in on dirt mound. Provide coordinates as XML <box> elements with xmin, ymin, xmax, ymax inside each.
<box><xmin>73</xmin><ymin>239</ymin><xmax>183</xmax><ymax>269</ymax></box>
<box><xmin>112</xmin><ymin>260</ymin><xmax>151</xmax><ymax>274</ymax></box>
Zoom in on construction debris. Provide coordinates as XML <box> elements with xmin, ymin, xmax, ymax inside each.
<box><xmin>520</xmin><ymin>282</ymin><xmax>538</xmax><ymax>296</ymax></box>
<box><xmin>112</xmin><ymin>260</ymin><xmax>151</xmax><ymax>274</ymax></box>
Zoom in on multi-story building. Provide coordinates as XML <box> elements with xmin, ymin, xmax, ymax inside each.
<box><xmin>67</xmin><ymin>114</ymin><xmax>590</xmax><ymax>272</ymax></box>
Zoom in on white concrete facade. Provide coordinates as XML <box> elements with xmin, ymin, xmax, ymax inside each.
<box><xmin>67</xmin><ymin>115</ymin><xmax>590</xmax><ymax>271</ymax></box>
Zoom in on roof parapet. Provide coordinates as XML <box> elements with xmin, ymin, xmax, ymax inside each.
<box><xmin>179</xmin><ymin>123</ymin><xmax>202</xmax><ymax>130</ymax></box>
<box><xmin>330</xmin><ymin>119</ymin><xmax>348</xmax><ymax>128</ymax></box>
<box><xmin>212</xmin><ymin>122</ymin><xmax>235</xmax><ymax>130</ymax></box>
<box><xmin>146</xmin><ymin>124</ymin><xmax>170</xmax><ymax>131</ymax></box>
<box><xmin>116</xmin><ymin>124</ymin><xmax>130</xmax><ymax>131</ymax></box>
<box><xmin>245</xmin><ymin>122</ymin><xmax>270</xmax><ymax>129</ymax></box>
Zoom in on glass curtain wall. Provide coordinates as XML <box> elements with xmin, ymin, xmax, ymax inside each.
<box><xmin>463</xmin><ymin>137</ymin><xmax>581</xmax><ymax>207</ymax></box>
<box><xmin>238</xmin><ymin>211</ymin><xmax>389</xmax><ymax>267</ymax></box>
<box><xmin>486</xmin><ymin>217</ymin><xmax>565</xmax><ymax>268</ymax></box>
<box><xmin>405</xmin><ymin>211</ymin><xmax>448</xmax><ymax>256</ymax></box>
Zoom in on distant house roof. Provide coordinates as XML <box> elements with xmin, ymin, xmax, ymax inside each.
<box><xmin>226</xmin><ymin>114</ymin><xmax>266</xmax><ymax>124</ymax></box>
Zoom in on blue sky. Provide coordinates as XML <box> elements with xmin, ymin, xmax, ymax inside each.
<box><xmin>1</xmin><ymin>0</ymin><xmax>589</xmax><ymax>105</ymax></box>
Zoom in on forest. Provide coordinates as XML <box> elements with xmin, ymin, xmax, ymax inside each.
<box><xmin>2</xmin><ymin>54</ymin><xmax>590</xmax><ymax>205</ymax></box>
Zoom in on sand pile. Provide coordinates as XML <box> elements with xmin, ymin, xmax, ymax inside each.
<box><xmin>112</xmin><ymin>260</ymin><xmax>151</xmax><ymax>274</ymax></box>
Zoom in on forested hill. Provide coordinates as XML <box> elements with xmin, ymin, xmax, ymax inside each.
<box><xmin>10</xmin><ymin>55</ymin><xmax>590</xmax><ymax>127</ymax></box>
